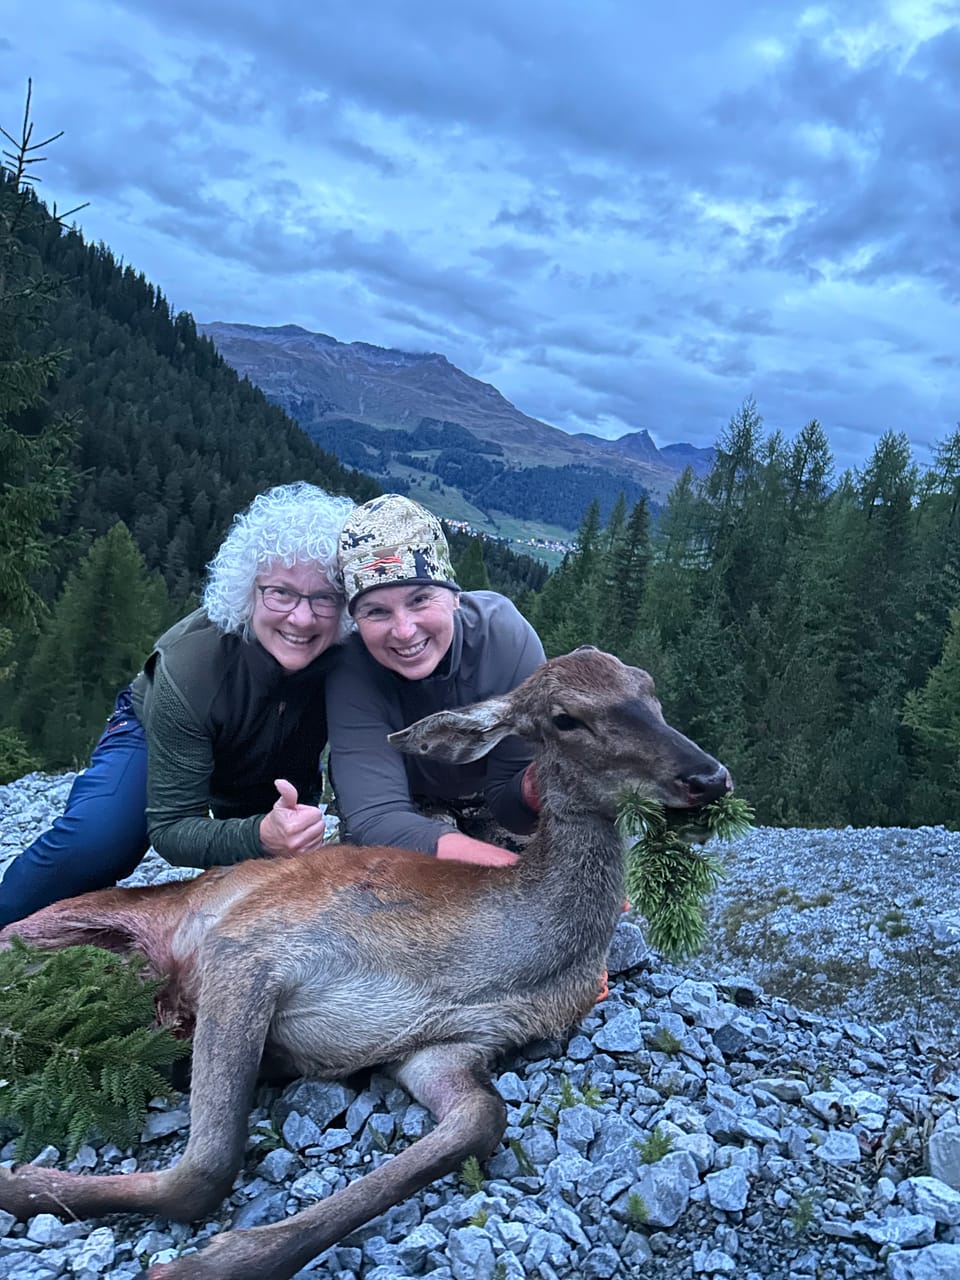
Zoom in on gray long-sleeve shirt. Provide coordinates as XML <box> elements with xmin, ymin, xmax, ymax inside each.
<box><xmin>326</xmin><ymin>592</ymin><xmax>545</xmax><ymax>853</ymax></box>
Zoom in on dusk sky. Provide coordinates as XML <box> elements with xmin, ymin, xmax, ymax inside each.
<box><xmin>2</xmin><ymin>1</ymin><xmax>957</xmax><ymax>474</ymax></box>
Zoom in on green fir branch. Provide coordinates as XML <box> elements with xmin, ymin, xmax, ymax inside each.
<box><xmin>617</xmin><ymin>791</ymin><xmax>755</xmax><ymax>962</ymax></box>
<box><xmin>460</xmin><ymin>1155</ymin><xmax>486</xmax><ymax>1194</ymax></box>
<box><xmin>0</xmin><ymin>939</ymin><xmax>190</xmax><ymax>1159</ymax></box>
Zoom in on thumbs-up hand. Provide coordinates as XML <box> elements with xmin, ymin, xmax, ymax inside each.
<box><xmin>274</xmin><ymin>778</ymin><xmax>300</xmax><ymax>811</ymax></box>
<box><xmin>259</xmin><ymin>779</ymin><xmax>328</xmax><ymax>857</ymax></box>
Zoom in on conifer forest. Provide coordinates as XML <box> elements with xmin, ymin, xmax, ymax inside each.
<box><xmin>1</xmin><ymin>117</ymin><xmax>958</xmax><ymax>831</ymax></box>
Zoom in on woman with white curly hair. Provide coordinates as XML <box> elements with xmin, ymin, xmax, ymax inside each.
<box><xmin>0</xmin><ymin>481</ymin><xmax>355</xmax><ymax>928</ymax></box>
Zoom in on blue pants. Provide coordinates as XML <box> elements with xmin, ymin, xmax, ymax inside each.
<box><xmin>0</xmin><ymin>687</ymin><xmax>150</xmax><ymax>929</ymax></box>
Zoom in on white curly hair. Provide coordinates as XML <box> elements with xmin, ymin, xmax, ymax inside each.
<box><xmin>203</xmin><ymin>482</ymin><xmax>356</xmax><ymax>639</ymax></box>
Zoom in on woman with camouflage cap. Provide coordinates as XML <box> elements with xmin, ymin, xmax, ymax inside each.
<box><xmin>328</xmin><ymin>494</ymin><xmax>545</xmax><ymax>866</ymax></box>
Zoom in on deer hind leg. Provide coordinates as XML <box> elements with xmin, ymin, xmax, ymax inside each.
<box><xmin>0</xmin><ymin>948</ymin><xmax>280</xmax><ymax>1224</ymax></box>
<box><xmin>143</xmin><ymin>1043</ymin><xmax>507</xmax><ymax>1280</ymax></box>
<box><xmin>0</xmin><ymin>879</ymin><xmax>203</xmax><ymax>958</ymax></box>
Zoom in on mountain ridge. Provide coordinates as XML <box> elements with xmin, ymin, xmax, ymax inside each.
<box><xmin>199</xmin><ymin>322</ymin><xmax>714</xmax><ymax>531</ymax></box>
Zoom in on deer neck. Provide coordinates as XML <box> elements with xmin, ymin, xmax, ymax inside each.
<box><xmin>510</xmin><ymin>763</ymin><xmax>626</xmax><ymax>959</ymax></box>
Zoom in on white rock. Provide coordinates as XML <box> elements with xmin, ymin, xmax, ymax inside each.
<box><xmin>858</xmin><ymin>1214</ymin><xmax>936</xmax><ymax>1247</ymax></box>
<box><xmin>886</xmin><ymin>1242</ymin><xmax>960</xmax><ymax>1279</ymax></box>
<box><xmin>705</xmin><ymin>1167</ymin><xmax>750</xmax><ymax>1212</ymax></box>
<box><xmin>898</xmin><ymin>1176</ymin><xmax>960</xmax><ymax>1226</ymax></box>
<box><xmin>71</xmin><ymin>1226</ymin><xmax>116</xmax><ymax>1271</ymax></box>
<box><xmin>814</xmin><ymin>1132</ymin><xmax>861</xmax><ymax>1165</ymax></box>
<box><xmin>929</xmin><ymin>1126</ymin><xmax>960</xmax><ymax>1191</ymax></box>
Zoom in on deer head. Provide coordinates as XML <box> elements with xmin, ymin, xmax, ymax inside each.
<box><xmin>390</xmin><ymin>647</ymin><xmax>730</xmax><ymax>814</ymax></box>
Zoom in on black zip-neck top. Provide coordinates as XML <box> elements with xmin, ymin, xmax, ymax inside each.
<box><xmin>131</xmin><ymin>609</ymin><xmax>337</xmax><ymax>867</ymax></box>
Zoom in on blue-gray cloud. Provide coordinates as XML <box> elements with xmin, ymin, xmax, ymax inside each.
<box><xmin>1</xmin><ymin>0</ymin><xmax>956</xmax><ymax>472</ymax></box>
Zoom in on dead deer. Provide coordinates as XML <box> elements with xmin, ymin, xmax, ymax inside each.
<box><xmin>0</xmin><ymin>648</ymin><xmax>730</xmax><ymax>1280</ymax></box>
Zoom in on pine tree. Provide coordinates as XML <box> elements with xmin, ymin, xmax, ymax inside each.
<box><xmin>909</xmin><ymin>424</ymin><xmax>960</xmax><ymax>688</ymax></box>
<box><xmin>452</xmin><ymin>536</ymin><xmax>490</xmax><ymax>591</ymax></box>
<box><xmin>600</xmin><ymin>495</ymin><xmax>650</xmax><ymax>658</ymax></box>
<box><xmin>727</xmin><ymin>422</ymin><xmax>836</xmax><ymax>820</ymax></box>
<box><xmin>0</xmin><ymin>83</ymin><xmax>81</xmax><ymax>780</ymax></box>
<box><xmin>816</xmin><ymin>433</ymin><xmax>917</xmax><ymax>820</ymax></box>
<box><xmin>704</xmin><ymin>396</ymin><xmax>764</xmax><ymax>558</ymax></box>
<box><xmin>785</xmin><ymin>418</ymin><xmax>833</xmax><ymax>522</ymax></box>
<box><xmin>639</xmin><ymin>469</ymin><xmax>706</xmax><ymax>650</ymax></box>
<box><xmin>531</xmin><ymin>500</ymin><xmax>604</xmax><ymax>655</ymax></box>
<box><xmin>903</xmin><ymin>608</ymin><xmax>960</xmax><ymax>827</ymax></box>
<box><xmin>17</xmin><ymin>522</ymin><xmax>174</xmax><ymax>766</ymax></box>
<box><xmin>0</xmin><ymin>83</ymin><xmax>81</xmax><ymax>627</ymax></box>
<box><xmin>603</xmin><ymin>492</ymin><xmax>627</xmax><ymax>559</ymax></box>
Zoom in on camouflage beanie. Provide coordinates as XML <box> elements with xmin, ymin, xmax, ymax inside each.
<box><xmin>338</xmin><ymin>494</ymin><xmax>460</xmax><ymax>614</ymax></box>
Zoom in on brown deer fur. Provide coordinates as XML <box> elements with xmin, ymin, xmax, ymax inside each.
<box><xmin>0</xmin><ymin>648</ymin><xmax>730</xmax><ymax>1280</ymax></box>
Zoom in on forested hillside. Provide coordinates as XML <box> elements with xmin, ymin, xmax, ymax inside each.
<box><xmin>17</xmin><ymin>208</ymin><xmax>380</xmax><ymax>598</ymax></box>
<box><xmin>0</xmin><ymin>160</ymin><xmax>381</xmax><ymax>767</ymax></box>
<box><xmin>526</xmin><ymin>404</ymin><xmax>960</xmax><ymax>830</ymax></box>
<box><xmin>290</xmin><ymin>415</ymin><xmax>650</xmax><ymax>528</ymax></box>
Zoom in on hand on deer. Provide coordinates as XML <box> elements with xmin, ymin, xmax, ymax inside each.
<box><xmin>435</xmin><ymin>831</ymin><xmax>519</xmax><ymax>866</ymax></box>
<box><xmin>258</xmin><ymin>779</ymin><xmax>327</xmax><ymax>857</ymax></box>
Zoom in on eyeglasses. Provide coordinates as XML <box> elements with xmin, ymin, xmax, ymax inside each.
<box><xmin>257</xmin><ymin>585</ymin><xmax>344</xmax><ymax>618</ymax></box>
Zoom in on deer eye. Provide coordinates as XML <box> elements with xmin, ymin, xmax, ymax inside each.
<box><xmin>552</xmin><ymin>713</ymin><xmax>583</xmax><ymax>732</ymax></box>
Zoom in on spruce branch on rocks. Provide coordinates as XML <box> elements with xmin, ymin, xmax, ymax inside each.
<box><xmin>0</xmin><ymin>938</ymin><xmax>190</xmax><ymax>1159</ymax></box>
<box><xmin>617</xmin><ymin>792</ymin><xmax>754</xmax><ymax>961</ymax></box>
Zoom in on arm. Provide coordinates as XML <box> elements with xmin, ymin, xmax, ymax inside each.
<box><xmin>478</xmin><ymin>611</ymin><xmax>546</xmax><ymax>834</ymax></box>
<box><xmin>436</xmin><ymin>831</ymin><xmax>519</xmax><ymax>866</ymax></box>
<box><xmin>326</xmin><ymin>653</ymin><xmax>456</xmax><ymax>854</ymax></box>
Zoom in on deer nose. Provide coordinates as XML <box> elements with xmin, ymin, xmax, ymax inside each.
<box><xmin>683</xmin><ymin>765</ymin><xmax>732</xmax><ymax>805</ymax></box>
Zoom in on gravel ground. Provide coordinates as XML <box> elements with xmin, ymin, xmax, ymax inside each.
<box><xmin>1</xmin><ymin>772</ymin><xmax>960</xmax><ymax>1280</ymax></box>
<box><xmin>686</xmin><ymin>823</ymin><xmax>960</xmax><ymax>1048</ymax></box>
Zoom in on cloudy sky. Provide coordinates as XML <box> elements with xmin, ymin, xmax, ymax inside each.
<box><xmin>2</xmin><ymin>1</ymin><xmax>957</xmax><ymax>472</ymax></box>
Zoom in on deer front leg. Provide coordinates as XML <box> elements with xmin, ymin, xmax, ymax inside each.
<box><xmin>145</xmin><ymin>1043</ymin><xmax>507</xmax><ymax>1280</ymax></box>
<box><xmin>0</xmin><ymin>950</ymin><xmax>279</xmax><ymax>1224</ymax></box>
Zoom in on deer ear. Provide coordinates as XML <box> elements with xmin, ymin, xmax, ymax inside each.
<box><xmin>388</xmin><ymin>697</ymin><xmax>517</xmax><ymax>763</ymax></box>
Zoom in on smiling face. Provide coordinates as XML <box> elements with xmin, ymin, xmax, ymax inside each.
<box><xmin>250</xmin><ymin>560</ymin><xmax>343</xmax><ymax>672</ymax></box>
<box><xmin>353</xmin><ymin>583</ymin><xmax>460</xmax><ymax>679</ymax></box>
